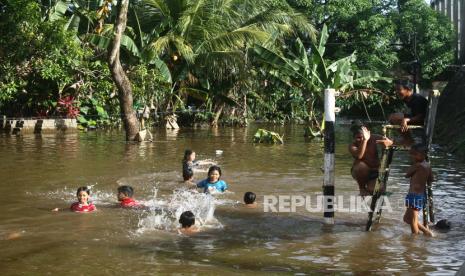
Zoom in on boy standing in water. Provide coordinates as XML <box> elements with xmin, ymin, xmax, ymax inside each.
<box><xmin>403</xmin><ymin>144</ymin><xmax>434</xmax><ymax>237</ymax></box>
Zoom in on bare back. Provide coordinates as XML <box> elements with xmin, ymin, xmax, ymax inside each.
<box><xmin>406</xmin><ymin>160</ymin><xmax>433</xmax><ymax>194</ymax></box>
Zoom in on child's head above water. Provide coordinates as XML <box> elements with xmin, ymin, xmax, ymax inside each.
<box><xmin>183</xmin><ymin>149</ymin><xmax>196</xmax><ymax>162</ymax></box>
<box><xmin>244</xmin><ymin>192</ymin><xmax>256</xmax><ymax>204</ymax></box>
<box><xmin>183</xmin><ymin>169</ymin><xmax>194</xmax><ymax>181</ymax></box>
<box><xmin>117</xmin><ymin>185</ymin><xmax>134</xmax><ymax>200</ymax></box>
<box><xmin>435</xmin><ymin>219</ymin><xmax>451</xmax><ymax>231</ymax></box>
<box><xmin>179</xmin><ymin>211</ymin><xmax>195</xmax><ymax>228</ymax></box>
<box><xmin>409</xmin><ymin>143</ymin><xmax>428</xmax><ymax>162</ymax></box>
<box><xmin>76</xmin><ymin>186</ymin><xmax>91</xmax><ymax>204</ymax></box>
<box><xmin>207</xmin><ymin>165</ymin><xmax>222</xmax><ymax>182</ymax></box>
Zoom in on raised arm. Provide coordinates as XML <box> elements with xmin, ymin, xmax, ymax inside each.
<box><xmin>348</xmin><ymin>127</ymin><xmax>370</xmax><ymax>159</ymax></box>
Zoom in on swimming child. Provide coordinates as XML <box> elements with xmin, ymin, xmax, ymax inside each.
<box><xmin>178</xmin><ymin>211</ymin><xmax>199</xmax><ymax>234</ymax></box>
<box><xmin>53</xmin><ymin>186</ymin><xmax>96</xmax><ymax>212</ymax></box>
<box><xmin>244</xmin><ymin>192</ymin><xmax>257</xmax><ymax>208</ymax></box>
<box><xmin>183</xmin><ymin>169</ymin><xmax>196</xmax><ymax>188</ymax></box>
<box><xmin>197</xmin><ymin>165</ymin><xmax>228</xmax><ymax>193</ymax></box>
<box><xmin>433</xmin><ymin>219</ymin><xmax>451</xmax><ymax>232</ymax></box>
<box><xmin>182</xmin><ymin>149</ymin><xmax>198</xmax><ymax>177</ymax></box>
<box><xmin>349</xmin><ymin>121</ymin><xmax>393</xmax><ymax>196</ymax></box>
<box><xmin>403</xmin><ymin>143</ymin><xmax>434</xmax><ymax>237</ymax></box>
<box><xmin>117</xmin><ymin>185</ymin><xmax>139</xmax><ymax>208</ymax></box>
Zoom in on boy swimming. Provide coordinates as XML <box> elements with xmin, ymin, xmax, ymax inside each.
<box><xmin>117</xmin><ymin>185</ymin><xmax>140</xmax><ymax>208</ymax></box>
<box><xmin>197</xmin><ymin>165</ymin><xmax>228</xmax><ymax>193</ymax></box>
<box><xmin>183</xmin><ymin>169</ymin><xmax>196</xmax><ymax>188</ymax></box>
<box><xmin>243</xmin><ymin>192</ymin><xmax>257</xmax><ymax>208</ymax></box>
<box><xmin>178</xmin><ymin>211</ymin><xmax>199</xmax><ymax>234</ymax></box>
<box><xmin>403</xmin><ymin>143</ymin><xmax>434</xmax><ymax>237</ymax></box>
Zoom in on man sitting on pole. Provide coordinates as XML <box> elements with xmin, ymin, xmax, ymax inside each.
<box><xmin>388</xmin><ymin>79</ymin><xmax>428</xmax><ymax>132</ymax></box>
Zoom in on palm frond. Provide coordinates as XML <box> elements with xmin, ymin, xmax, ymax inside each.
<box><xmin>197</xmin><ymin>25</ymin><xmax>269</xmax><ymax>52</ymax></box>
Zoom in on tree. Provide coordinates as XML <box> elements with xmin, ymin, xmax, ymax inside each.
<box><xmin>288</xmin><ymin>0</ymin><xmax>454</xmax><ymax>83</ymax></box>
<box><xmin>108</xmin><ymin>0</ymin><xmax>139</xmax><ymax>141</ymax></box>
<box><xmin>288</xmin><ymin>0</ymin><xmax>399</xmax><ymax>71</ymax></box>
<box><xmin>395</xmin><ymin>0</ymin><xmax>454</xmax><ymax>84</ymax></box>
<box><xmin>0</xmin><ymin>0</ymin><xmax>90</xmax><ymax>116</ymax></box>
<box><xmin>136</xmin><ymin>0</ymin><xmax>316</xmax><ymax>126</ymax></box>
<box><xmin>253</xmin><ymin>25</ymin><xmax>385</xmax><ymax>134</ymax></box>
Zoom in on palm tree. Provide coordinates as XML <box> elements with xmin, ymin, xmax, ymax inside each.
<box><xmin>137</xmin><ymin>0</ymin><xmax>316</xmax><ymax>126</ymax></box>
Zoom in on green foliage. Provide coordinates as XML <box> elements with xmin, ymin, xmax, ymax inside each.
<box><xmin>395</xmin><ymin>0</ymin><xmax>455</xmax><ymax>83</ymax></box>
<box><xmin>253</xmin><ymin>128</ymin><xmax>284</xmax><ymax>144</ymax></box>
<box><xmin>0</xmin><ymin>0</ymin><xmax>455</xmax><ymax>128</ymax></box>
<box><xmin>253</xmin><ymin>24</ymin><xmax>387</xmax><ymax>127</ymax></box>
<box><xmin>288</xmin><ymin>0</ymin><xmax>399</xmax><ymax>71</ymax></box>
<box><xmin>0</xmin><ymin>0</ymin><xmax>91</xmax><ymax>115</ymax></box>
<box><xmin>77</xmin><ymin>97</ymin><xmax>112</xmax><ymax>128</ymax></box>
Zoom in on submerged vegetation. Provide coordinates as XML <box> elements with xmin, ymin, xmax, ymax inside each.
<box><xmin>253</xmin><ymin>129</ymin><xmax>284</xmax><ymax>144</ymax></box>
<box><xmin>0</xmin><ymin>0</ymin><xmax>455</xmax><ymax>137</ymax></box>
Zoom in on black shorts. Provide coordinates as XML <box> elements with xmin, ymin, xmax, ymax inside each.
<box><xmin>368</xmin><ymin>170</ymin><xmax>379</xmax><ymax>180</ymax></box>
<box><xmin>351</xmin><ymin>167</ymin><xmax>379</xmax><ymax>180</ymax></box>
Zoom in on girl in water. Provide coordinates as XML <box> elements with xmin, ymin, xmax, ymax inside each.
<box><xmin>197</xmin><ymin>165</ymin><xmax>228</xmax><ymax>193</ymax></box>
<box><xmin>52</xmin><ymin>186</ymin><xmax>96</xmax><ymax>213</ymax></box>
<box><xmin>182</xmin><ymin>149</ymin><xmax>198</xmax><ymax>177</ymax></box>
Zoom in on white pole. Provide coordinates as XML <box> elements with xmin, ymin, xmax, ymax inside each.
<box><xmin>323</xmin><ymin>88</ymin><xmax>335</xmax><ymax>224</ymax></box>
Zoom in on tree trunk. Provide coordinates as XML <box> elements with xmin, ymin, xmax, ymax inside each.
<box><xmin>108</xmin><ymin>0</ymin><xmax>138</xmax><ymax>141</ymax></box>
<box><xmin>211</xmin><ymin>103</ymin><xmax>225</xmax><ymax>128</ymax></box>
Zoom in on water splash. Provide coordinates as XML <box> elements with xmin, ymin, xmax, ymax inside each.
<box><xmin>38</xmin><ymin>185</ymin><xmax>115</xmax><ymax>206</ymax></box>
<box><xmin>137</xmin><ymin>188</ymin><xmax>222</xmax><ymax>234</ymax></box>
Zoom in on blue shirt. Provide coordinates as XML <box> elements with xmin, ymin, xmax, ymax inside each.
<box><xmin>197</xmin><ymin>179</ymin><xmax>228</xmax><ymax>193</ymax></box>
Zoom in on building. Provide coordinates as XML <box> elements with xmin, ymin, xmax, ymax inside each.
<box><xmin>431</xmin><ymin>0</ymin><xmax>465</xmax><ymax>64</ymax></box>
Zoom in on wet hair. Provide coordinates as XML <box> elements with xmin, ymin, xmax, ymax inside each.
<box><xmin>117</xmin><ymin>185</ymin><xmax>134</xmax><ymax>197</ymax></box>
<box><xmin>244</xmin><ymin>192</ymin><xmax>256</xmax><ymax>204</ymax></box>
<box><xmin>208</xmin><ymin>165</ymin><xmax>222</xmax><ymax>177</ymax></box>
<box><xmin>410</xmin><ymin>143</ymin><xmax>428</xmax><ymax>156</ymax></box>
<box><xmin>183</xmin><ymin>149</ymin><xmax>194</xmax><ymax>162</ymax></box>
<box><xmin>76</xmin><ymin>186</ymin><xmax>91</xmax><ymax>196</ymax></box>
<box><xmin>435</xmin><ymin>219</ymin><xmax>451</xmax><ymax>231</ymax></box>
<box><xmin>395</xmin><ymin>79</ymin><xmax>414</xmax><ymax>91</ymax></box>
<box><xmin>183</xmin><ymin>169</ymin><xmax>194</xmax><ymax>181</ymax></box>
<box><xmin>179</xmin><ymin>211</ymin><xmax>195</xmax><ymax>228</ymax></box>
<box><xmin>350</xmin><ymin>120</ymin><xmax>364</xmax><ymax>137</ymax></box>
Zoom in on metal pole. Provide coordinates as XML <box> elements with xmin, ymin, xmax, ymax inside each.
<box><xmin>323</xmin><ymin>88</ymin><xmax>335</xmax><ymax>224</ymax></box>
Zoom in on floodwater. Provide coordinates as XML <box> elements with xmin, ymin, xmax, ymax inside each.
<box><xmin>0</xmin><ymin>124</ymin><xmax>464</xmax><ymax>275</ymax></box>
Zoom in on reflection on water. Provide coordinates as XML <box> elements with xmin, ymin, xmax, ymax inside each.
<box><xmin>0</xmin><ymin>125</ymin><xmax>464</xmax><ymax>274</ymax></box>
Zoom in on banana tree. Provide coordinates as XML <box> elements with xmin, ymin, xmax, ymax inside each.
<box><xmin>131</xmin><ymin>0</ymin><xmax>316</xmax><ymax>125</ymax></box>
<box><xmin>253</xmin><ymin>24</ymin><xmax>386</xmax><ymax>136</ymax></box>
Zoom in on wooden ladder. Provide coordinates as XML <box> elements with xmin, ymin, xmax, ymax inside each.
<box><xmin>366</xmin><ymin>89</ymin><xmax>441</xmax><ymax>231</ymax></box>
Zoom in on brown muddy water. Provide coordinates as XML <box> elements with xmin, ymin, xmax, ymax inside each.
<box><xmin>0</xmin><ymin>124</ymin><xmax>464</xmax><ymax>275</ymax></box>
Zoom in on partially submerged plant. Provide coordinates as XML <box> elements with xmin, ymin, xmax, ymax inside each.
<box><xmin>253</xmin><ymin>129</ymin><xmax>283</xmax><ymax>144</ymax></box>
